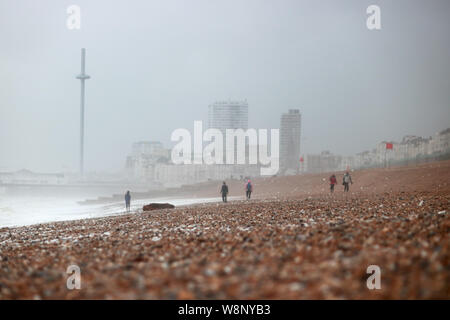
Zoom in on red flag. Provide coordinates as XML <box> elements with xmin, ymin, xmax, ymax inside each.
<box><xmin>386</xmin><ymin>143</ymin><xmax>393</xmax><ymax>150</ymax></box>
<box><xmin>299</xmin><ymin>157</ymin><xmax>304</xmax><ymax>163</ymax></box>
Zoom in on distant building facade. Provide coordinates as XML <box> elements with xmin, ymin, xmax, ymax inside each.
<box><xmin>152</xmin><ymin>163</ymin><xmax>259</xmax><ymax>188</ymax></box>
<box><xmin>208</xmin><ymin>99</ymin><xmax>250</xmax><ymax>164</ymax></box>
<box><xmin>0</xmin><ymin>169</ymin><xmax>67</xmax><ymax>185</ymax></box>
<box><xmin>126</xmin><ymin>109</ymin><xmax>260</xmax><ymax>187</ymax></box>
<box><xmin>279</xmin><ymin>109</ymin><xmax>301</xmax><ymax>175</ymax></box>
<box><xmin>125</xmin><ymin>141</ymin><xmax>170</xmax><ymax>182</ymax></box>
<box><xmin>303</xmin><ymin>127</ymin><xmax>450</xmax><ymax>174</ymax></box>
<box><xmin>305</xmin><ymin>151</ymin><xmax>342</xmax><ymax>174</ymax></box>
<box><xmin>208</xmin><ymin>100</ymin><xmax>248</xmax><ymax>131</ymax></box>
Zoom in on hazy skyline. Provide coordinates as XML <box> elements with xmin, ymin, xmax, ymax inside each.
<box><xmin>1</xmin><ymin>0</ymin><xmax>449</xmax><ymax>172</ymax></box>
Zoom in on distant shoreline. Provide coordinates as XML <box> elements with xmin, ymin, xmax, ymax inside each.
<box><xmin>1</xmin><ymin>159</ymin><xmax>450</xmax><ymax>230</ymax></box>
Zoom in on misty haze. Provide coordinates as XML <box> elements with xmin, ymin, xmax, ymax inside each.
<box><xmin>0</xmin><ymin>0</ymin><xmax>449</xmax><ymax>304</ymax></box>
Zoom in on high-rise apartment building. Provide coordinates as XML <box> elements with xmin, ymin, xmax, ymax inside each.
<box><xmin>280</xmin><ymin>109</ymin><xmax>301</xmax><ymax>174</ymax></box>
<box><xmin>208</xmin><ymin>100</ymin><xmax>249</xmax><ymax>164</ymax></box>
<box><xmin>208</xmin><ymin>100</ymin><xmax>248</xmax><ymax>131</ymax></box>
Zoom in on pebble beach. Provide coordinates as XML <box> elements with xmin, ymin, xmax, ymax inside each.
<box><xmin>0</xmin><ymin>161</ymin><xmax>449</xmax><ymax>299</ymax></box>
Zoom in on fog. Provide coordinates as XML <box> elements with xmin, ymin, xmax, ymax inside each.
<box><xmin>1</xmin><ymin>0</ymin><xmax>450</xmax><ymax>173</ymax></box>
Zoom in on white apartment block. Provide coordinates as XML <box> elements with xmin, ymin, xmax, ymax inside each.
<box><xmin>208</xmin><ymin>100</ymin><xmax>248</xmax><ymax>131</ymax></box>
<box><xmin>280</xmin><ymin>109</ymin><xmax>302</xmax><ymax>174</ymax></box>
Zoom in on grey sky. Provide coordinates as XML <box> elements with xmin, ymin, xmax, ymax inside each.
<box><xmin>1</xmin><ymin>0</ymin><xmax>449</xmax><ymax>172</ymax></box>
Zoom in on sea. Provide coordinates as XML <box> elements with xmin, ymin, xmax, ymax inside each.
<box><xmin>0</xmin><ymin>186</ymin><xmax>219</xmax><ymax>228</ymax></box>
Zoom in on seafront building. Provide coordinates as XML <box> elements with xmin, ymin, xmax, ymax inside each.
<box><xmin>126</xmin><ymin>100</ymin><xmax>259</xmax><ymax>187</ymax></box>
<box><xmin>208</xmin><ymin>100</ymin><xmax>250</xmax><ymax>164</ymax></box>
<box><xmin>125</xmin><ymin>141</ymin><xmax>170</xmax><ymax>182</ymax></box>
<box><xmin>279</xmin><ymin>109</ymin><xmax>302</xmax><ymax>175</ymax></box>
<box><xmin>208</xmin><ymin>100</ymin><xmax>248</xmax><ymax>132</ymax></box>
<box><xmin>305</xmin><ymin>151</ymin><xmax>342</xmax><ymax>174</ymax></box>
<box><xmin>304</xmin><ymin>127</ymin><xmax>450</xmax><ymax>173</ymax></box>
<box><xmin>126</xmin><ymin>102</ymin><xmax>450</xmax><ymax>182</ymax></box>
<box><xmin>0</xmin><ymin>169</ymin><xmax>67</xmax><ymax>185</ymax></box>
<box><xmin>125</xmin><ymin>139</ymin><xmax>259</xmax><ymax>187</ymax></box>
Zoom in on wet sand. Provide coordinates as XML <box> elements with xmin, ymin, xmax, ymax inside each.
<box><xmin>0</xmin><ymin>161</ymin><xmax>449</xmax><ymax>299</ymax></box>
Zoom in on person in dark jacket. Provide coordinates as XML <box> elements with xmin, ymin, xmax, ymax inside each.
<box><xmin>245</xmin><ymin>180</ymin><xmax>253</xmax><ymax>200</ymax></box>
<box><xmin>125</xmin><ymin>191</ymin><xmax>131</xmax><ymax>212</ymax></box>
<box><xmin>329</xmin><ymin>174</ymin><xmax>337</xmax><ymax>193</ymax></box>
<box><xmin>220</xmin><ymin>181</ymin><xmax>229</xmax><ymax>202</ymax></box>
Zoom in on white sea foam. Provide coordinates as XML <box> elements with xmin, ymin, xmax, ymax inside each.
<box><xmin>0</xmin><ymin>195</ymin><xmax>221</xmax><ymax>228</ymax></box>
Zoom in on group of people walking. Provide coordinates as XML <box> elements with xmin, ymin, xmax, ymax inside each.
<box><xmin>124</xmin><ymin>172</ymin><xmax>353</xmax><ymax>210</ymax></box>
<box><xmin>220</xmin><ymin>179</ymin><xmax>253</xmax><ymax>203</ymax></box>
<box><xmin>329</xmin><ymin>171</ymin><xmax>353</xmax><ymax>193</ymax></box>
<box><xmin>123</xmin><ymin>179</ymin><xmax>254</xmax><ymax>211</ymax></box>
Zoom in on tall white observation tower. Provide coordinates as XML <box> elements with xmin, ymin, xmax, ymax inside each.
<box><xmin>76</xmin><ymin>48</ymin><xmax>90</xmax><ymax>176</ymax></box>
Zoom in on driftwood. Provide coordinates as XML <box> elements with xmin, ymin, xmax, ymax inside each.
<box><xmin>143</xmin><ymin>203</ymin><xmax>175</xmax><ymax>211</ymax></box>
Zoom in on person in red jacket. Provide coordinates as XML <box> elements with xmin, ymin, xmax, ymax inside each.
<box><xmin>329</xmin><ymin>174</ymin><xmax>337</xmax><ymax>193</ymax></box>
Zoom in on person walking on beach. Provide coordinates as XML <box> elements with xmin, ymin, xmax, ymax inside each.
<box><xmin>220</xmin><ymin>181</ymin><xmax>229</xmax><ymax>203</ymax></box>
<box><xmin>125</xmin><ymin>190</ymin><xmax>131</xmax><ymax>212</ymax></box>
<box><xmin>329</xmin><ymin>174</ymin><xmax>337</xmax><ymax>193</ymax></box>
<box><xmin>245</xmin><ymin>180</ymin><xmax>253</xmax><ymax>200</ymax></box>
<box><xmin>342</xmin><ymin>172</ymin><xmax>353</xmax><ymax>192</ymax></box>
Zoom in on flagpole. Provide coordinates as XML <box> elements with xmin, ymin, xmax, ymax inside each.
<box><xmin>384</xmin><ymin>144</ymin><xmax>387</xmax><ymax>168</ymax></box>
